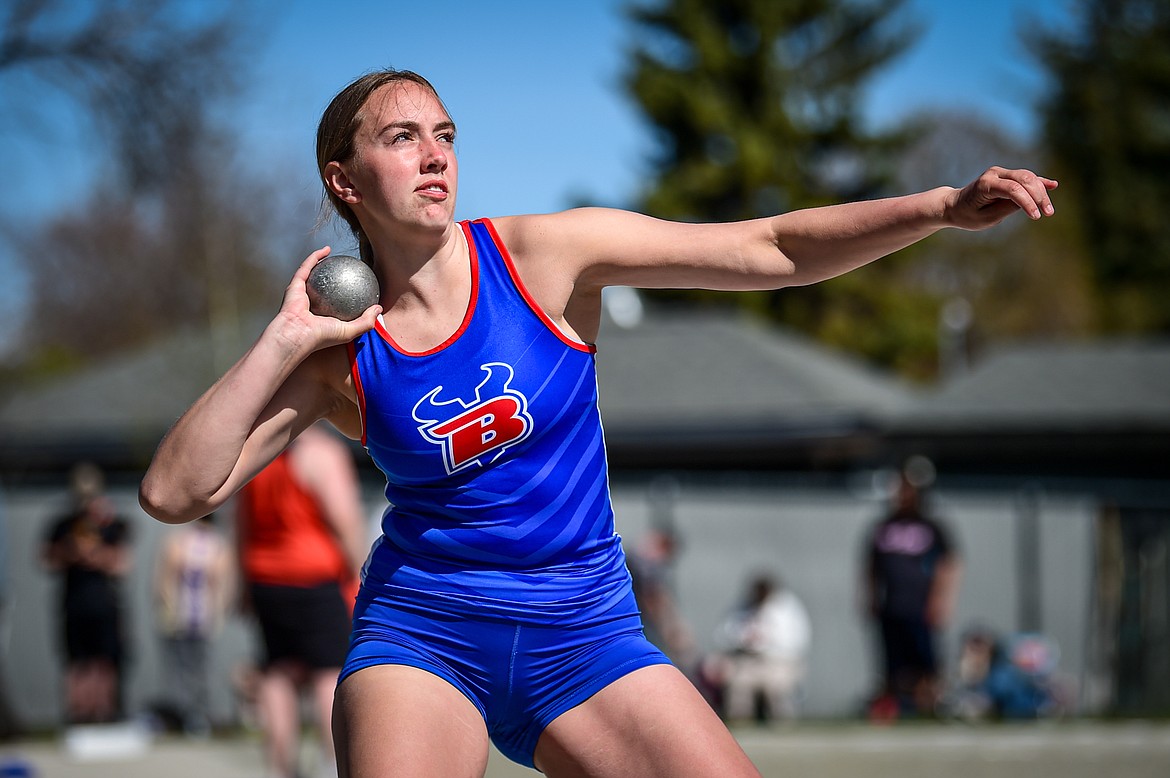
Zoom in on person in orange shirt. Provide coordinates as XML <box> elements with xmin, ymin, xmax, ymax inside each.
<box><xmin>236</xmin><ymin>422</ymin><xmax>367</xmax><ymax>778</ymax></box>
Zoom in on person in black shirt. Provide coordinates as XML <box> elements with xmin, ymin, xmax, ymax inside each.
<box><xmin>42</xmin><ymin>463</ymin><xmax>132</xmax><ymax>724</ymax></box>
<box><xmin>863</xmin><ymin>464</ymin><xmax>961</xmax><ymax>718</ymax></box>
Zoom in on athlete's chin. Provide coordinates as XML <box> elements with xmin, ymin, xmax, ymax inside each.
<box><xmin>415</xmin><ymin>201</ymin><xmax>457</xmax><ymax>227</ymax></box>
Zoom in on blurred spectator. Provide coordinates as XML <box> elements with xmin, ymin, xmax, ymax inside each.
<box><xmin>861</xmin><ymin>460</ymin><xmax>961</xmax><ymax>719</ymax></box>
<box><xmin>41</xmin><ymin>462</ymin><xmax>133</xmax><ymax>724</ymax></box>
<box><xmin>708</xmin><ymin>573</ymin><xmax>811</xmax><ymax>724</ymax></box>
<box><xmin>153</xmin><ymin>512</ymin><xmax>233</xmax><ymax>736</ymax></box>
<box><xmin>236</xmin><ymin>423</ymin><xmax>367</xmax><ymax>778</ymax></box>
<box><xmin>947</xmin><ymin>625</ymin><xmax>1067</xmax><ymax>721</ymax></box>
<box><xmin>949</xmin><ymin>624</ymin><xmax>999</xmax><ymax>720</ymax></box>
<box><xmin>628</xmin><ymin>526</ymin><xmax>696</xmax><ymax>667</ymax></box>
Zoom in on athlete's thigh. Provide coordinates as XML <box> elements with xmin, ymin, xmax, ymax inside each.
<box><xmin>534</xmin><ymin>664</ymin><xmax>761</xmax><ymax>778</ymax></box>
<box><xmin>333</xmin><ymin>664</ymin><xmax>490</xmax><ymax>778</ymax></box>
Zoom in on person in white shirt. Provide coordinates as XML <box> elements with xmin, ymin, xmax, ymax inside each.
<box><xmin>713</xmin><ymin>574</ymin><xmax>811</xmax><ymax>722</ymax></box>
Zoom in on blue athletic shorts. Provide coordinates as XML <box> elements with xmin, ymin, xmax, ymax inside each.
<box><xmin>339</xmin><ymin>584</ymin><xmax>670</xmax><ymax>767</ymax></box>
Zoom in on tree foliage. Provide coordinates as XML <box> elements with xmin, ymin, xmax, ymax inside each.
<box><xmin>1</xmin><ymin>0</ymin><xmax>247</xmax><ymax>190</ymax></box>
<box><xmin>622</xmin><ymin>0</ymin><xmax>943</xmax><ymax>374</ymax></box>
<box><xmin>626</xmin><ymin>0</ymin><xmax>916</xmax><ymax>219</ymax></box>
<box><xmin>620</xmin><ymin>0</ymin><xmax>1114</xmax><ymax>379</ymax></box>
<box><xmin>9</xmin><ymin>160</ymin><xmax>303</xmax><ymax>379</ymax></box>
<box><xmin>890</xmin><ymin>111</ymin><xmax>1097</xmax><ymax>360</ymax></box>
<box><xmin>0</xmin><ymin>0</ymin><xmax>304</xmax><ymax>378</ymax></box>
<box><xmin>1029</xmin><ymin>0</ymin><xmax>1170</xmax><ymax>333</ymax></box>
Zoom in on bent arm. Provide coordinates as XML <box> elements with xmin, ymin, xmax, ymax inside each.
<box><xmin>140</xmin><ymin>321</ymin><xmax>325</xmax><ymax>524</ymax></box>
<box><xmin>139</xmin><ymin>249</ymin><xmax>381</xmax><ymax>525</ymax></box>
<box><xmin>41</xmin><ymin>538</ymin><xmax>69</xmax><ymax>572</ymax></box>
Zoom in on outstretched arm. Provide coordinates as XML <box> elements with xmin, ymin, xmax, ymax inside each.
<box><xmin>139</xmin><ymin>248</ymin><xmax>381</xmax><ymax>525</ymax></box>
<box><xmin>762</xmin><ymin>166</ymin><xmax>1057</xmax><ymax>287</ymax></box>
<box><xmin>498</xmin><ymin>167</ymin><xmax>1056</xmax><ymax>339</ymax></box>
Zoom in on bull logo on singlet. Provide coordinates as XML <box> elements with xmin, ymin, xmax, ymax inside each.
<box><xmin>412</xmin><ymin>362</ymin><xmax>534</xmax><ymax>474</ymax></box>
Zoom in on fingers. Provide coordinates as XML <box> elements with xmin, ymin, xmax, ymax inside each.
<box><xmin>280</xmin><ymin>248</ymin><xmax>331</xmax><ymax>316</ymax></box>
<box><xmin>985</xmin><ymin>167</ymin><xmax>1058</xmax><ymax>220</ymax></box>
<box><xmin>341</xmin><ymin>304</ymin><xmax>383</xmax><ymax>338</ymax></box>
<box><xmin>950</xmin><ymin>167</ymin><xmax>1058</xmax><ymax>230</ymax></box>
<box><xmin>285</xmin><ymin>247</ymin><xmax>333</xmax><ymax>303</ymax></box>
<box><xmin>293</xmin><ymin>246</ymin><xmax>333</xmax><ymax>281</ymax></box>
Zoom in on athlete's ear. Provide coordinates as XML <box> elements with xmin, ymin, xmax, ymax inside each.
<box><xmin>324</xmin><ymin>161</ymin><xmax>361</xmax><ymax>204</ymax></box>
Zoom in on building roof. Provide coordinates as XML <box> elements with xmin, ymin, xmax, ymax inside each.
<box><xmin>0</xmin><ymin>328</ymin><xmax>227</xmax><ymax>438</ymax></box>
<box><xmin>594</xmin><ymin>309</ymin><xmax>915</xmax><ymax>468</ymax></box>
<box><xmin>891</xmin><ymin>339</ymin><xmax>1170</xmax><ymax>432</ymax></box>
<box><xmin>0</xmin><ymin>307</ymin><xmax>915</xmax><ymax>473</ymax></box>
<box><xmin>2</xmin><ymin>305</ymin><xmax>1167</xmax><ymax>477</ymax></box>
<box><xmin>596</xmin><ymin>310</ymin><xmax>913</xmax><ymax>426</ymax></box>
<box><xmin>0</xmin><ymin>320</ymin><xmax>251</xmax><ymax>475</ymax></box>
<box><xmin>883</xmin><ymin>339</ymin><xmax>1170</xmax><ymax>479</ymax></box>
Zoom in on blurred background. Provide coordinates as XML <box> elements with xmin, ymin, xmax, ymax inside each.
<box><xmin>1</xmin><ymin>0</ymin><xmax>1167</xmax><ymax>756</ymax></box>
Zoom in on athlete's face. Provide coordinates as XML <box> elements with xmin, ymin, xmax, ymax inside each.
<box><xmin>337</xmin><ymin>81</ymin><xmax>458</xmax><ymax>235</ymax></box>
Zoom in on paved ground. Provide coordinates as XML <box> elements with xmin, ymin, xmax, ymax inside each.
<box><xmin>3</xmin><ymin>720</ymin><xmax>1169</xmax><ymax>777</ymax></box>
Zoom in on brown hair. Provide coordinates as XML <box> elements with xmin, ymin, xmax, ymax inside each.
<box><xmin>315</xmin><ymin>69</ymin><xmax>448</xmax><ymax>263</ymax></box>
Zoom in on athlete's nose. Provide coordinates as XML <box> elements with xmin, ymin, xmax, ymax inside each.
<box><xmin>421</xmin><ymin>138</ymin><xmax>448</xmax><ymax>173</ymax></box>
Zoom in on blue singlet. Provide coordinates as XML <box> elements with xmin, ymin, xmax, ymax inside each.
<box><xmin>341</xmin><ymin>218</ymin><xmax>668</xmax><ymax>766</ymax></box>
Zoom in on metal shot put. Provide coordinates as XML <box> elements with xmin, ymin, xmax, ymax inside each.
<box><xmin>306</xmin><ymin>255</ymin><xmax>379</xmax><ymax>321</ymax></box>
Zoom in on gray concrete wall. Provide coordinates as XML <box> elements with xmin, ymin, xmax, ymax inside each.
<box><xmin>1</xmin><ymin>475</ymin><xmax>1094</xmax><ymax>729</ymax></box>
<box><xmin>609</xmin><ymin>478</ymin><xmax>1095</xmax><ymax>718</ymax></box>
<box><xmin>4</xmin><ymin>485</ymin><xmax>254</xmax><ymax>729</ymax></box>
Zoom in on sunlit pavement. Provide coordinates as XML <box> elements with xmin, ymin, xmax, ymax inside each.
<box><xmin>3</xmin><ymin>720</ymin><xmax>1169</xmax><ymax>778</ymax></box>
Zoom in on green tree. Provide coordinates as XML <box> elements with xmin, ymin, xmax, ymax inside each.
<box><xmin>1029</xmin><ymin>0</ymin><xmax>1170</xmax><ymax>332</ymax></box>
<box><xmin>626</xmin><ymin>0</ymin><xmax>916</xmax><ymax>217</ymax></box>
<box><xmin>622</xmin><ymin>0</ymin><xmax>932</xmax><ymax>372</ymax></box>
<box><xmin>890</xmin><ymin>110</ymin><xmax>1097</xmax><ymax>370</ymax></box>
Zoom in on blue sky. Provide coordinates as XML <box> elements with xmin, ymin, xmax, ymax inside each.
<box><xmin>236</xmin><ymin>0</ymin><xmax>1072</xmax><ymax>224</ymax></box>
<box><xmin>1</xmin><ymin>0</ymin><xmax>1074</xmax><ymax>348</ymax></box>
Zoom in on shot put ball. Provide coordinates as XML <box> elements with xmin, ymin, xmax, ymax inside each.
<box><xmin>306</xmin><ymin>255</ymin><xmax>380</xmax><ymax>321</ymax></box>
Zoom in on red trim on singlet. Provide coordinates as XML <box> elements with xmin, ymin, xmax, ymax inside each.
<box><xmin>346</xmin><ymin>339</ymin><xmax>368</xmax><ymax>447</ymax></box>
<box><xmin>477</xmin><ymin>217</ymin><xmax>596</xmax><ymax>354</ymax></box>
<box><xmin>372</xmin><ymin>224</ymin><xmax>480</xmax><ymax>356</ymax></box>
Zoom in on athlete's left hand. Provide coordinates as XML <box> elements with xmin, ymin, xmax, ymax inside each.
<box><xmin>945</xmin><ymin>166</ymin><xmax>1058</xmax><ymax>231</ymax></box>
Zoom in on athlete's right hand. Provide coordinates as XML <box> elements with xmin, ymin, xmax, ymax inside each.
<box><xmin>277</xmin><ymin>247</ymin><xmax>382</xmax><ymax>351</ymax></box>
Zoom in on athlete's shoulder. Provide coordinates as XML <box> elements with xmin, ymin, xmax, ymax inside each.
<box><xmin>490</xmin><ymin>208</ymin><xmax>632</xmax><ymax>246</ymax></box>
